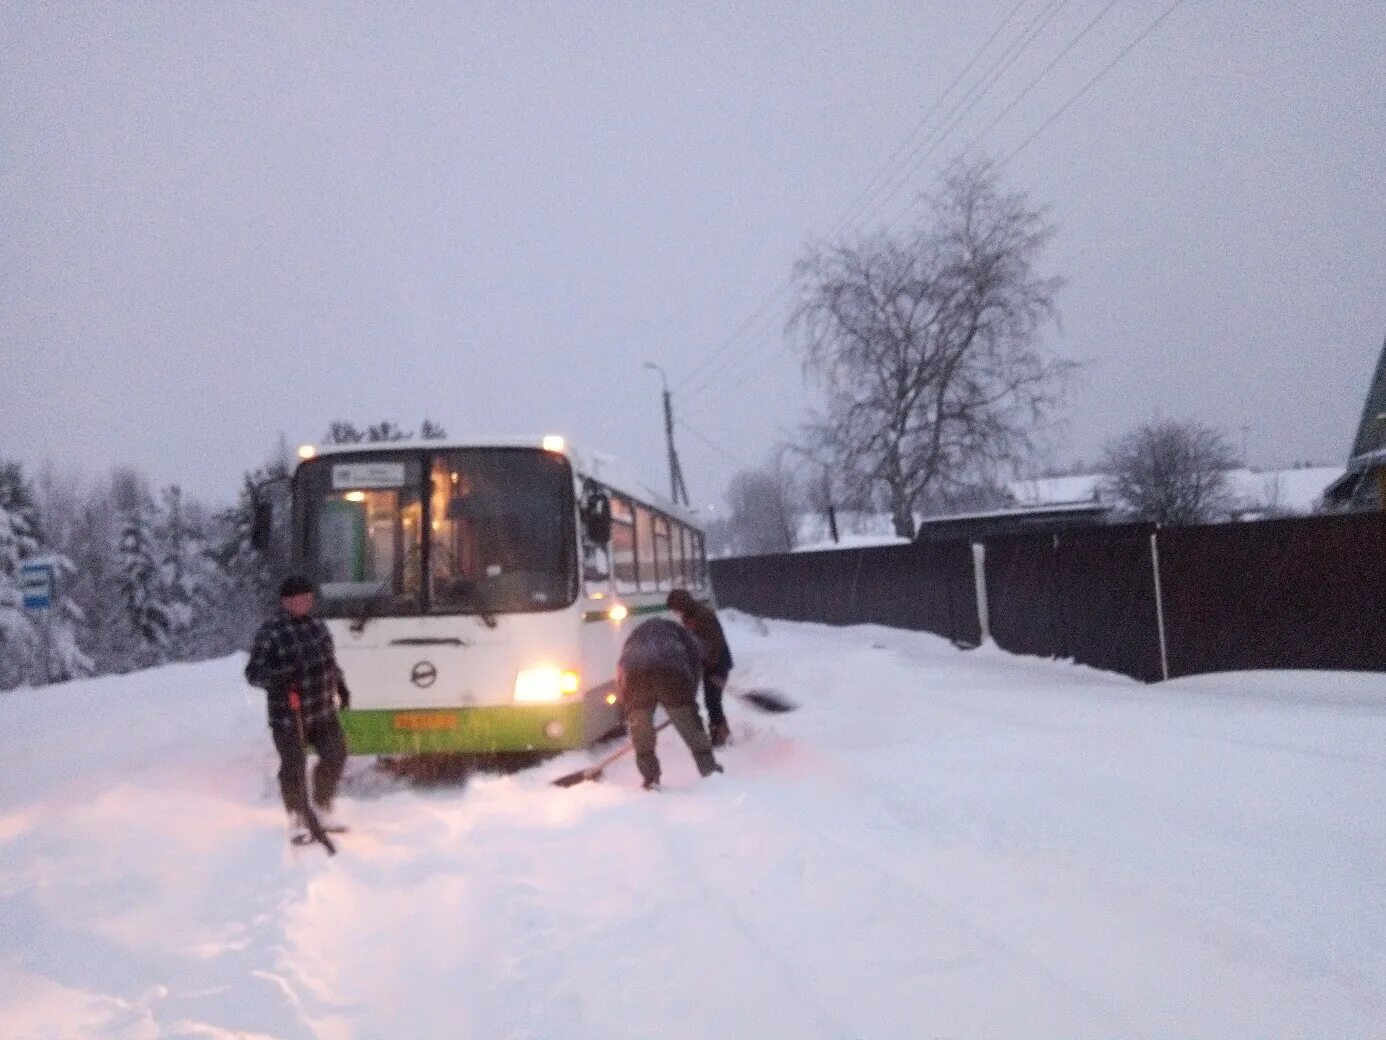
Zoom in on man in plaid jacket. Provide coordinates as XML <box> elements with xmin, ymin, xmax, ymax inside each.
<box><xmin>245</xmin><ymin>575</ymin><xmax>350</xmax><ymax>833</ymax></box>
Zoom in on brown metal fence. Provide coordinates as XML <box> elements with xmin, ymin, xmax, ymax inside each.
<box><xmin>708</xmin><ymin>540</ymin><xmax>981</xmax><ymax>647</ymax></box>
<box><xmin>709</xmin><ymin>513</ymin><xmax>1386</xmax><ymax>682</ymax></box>
<box><xmin>1159</xmin><ymin>513</ymin><xmax>1386</xmax><ymax>677</ymax></box>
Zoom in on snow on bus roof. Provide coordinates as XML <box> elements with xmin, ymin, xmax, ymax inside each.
<box><xmin>302</xmin><ymin>437</ymin><xmax>700</xmax><ymax>527</ymax></box>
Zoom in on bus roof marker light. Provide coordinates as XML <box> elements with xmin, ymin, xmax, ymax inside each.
<box><xmin>542</xmin><ymin>435</ymin><xmax>566</xmax><ymax>453</ymax></box>
<box><xmin>298</xmin><ymin>444</ymin><xmax>316</xmax><ymax>460</ymax></box>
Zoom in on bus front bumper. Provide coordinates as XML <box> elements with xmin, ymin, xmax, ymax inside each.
<box><xmin>339</xmin><ymin>703</ymin><xmax>591</xmax><ymax>755</ymax></box>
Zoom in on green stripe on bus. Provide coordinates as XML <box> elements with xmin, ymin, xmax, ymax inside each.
<box><xmin>339</xmin><ymin>703</ymin><xmax>587</xmax><ymax>755</ymax></box>
<box><xmin>582</xmin><ymin>601</ymin><xmax>671</xmax><ymax>623</ymax></box>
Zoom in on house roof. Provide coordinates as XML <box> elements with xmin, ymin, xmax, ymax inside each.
<box><xmin>1350</xmin><ymin>335</ymin><xmax>1386</xmax><ymax>461</ymax></box>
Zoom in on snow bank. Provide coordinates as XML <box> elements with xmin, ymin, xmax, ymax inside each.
<box><xmin>2</xmin><ymin>620</ymin><xmax>1383</xmax><ymax>1037</ymax></box>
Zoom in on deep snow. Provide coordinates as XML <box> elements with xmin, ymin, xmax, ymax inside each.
<box><xmin>2</xmin><ymin>614</ymin><xmax>1383</xmax><ymax>1038</ymax></box>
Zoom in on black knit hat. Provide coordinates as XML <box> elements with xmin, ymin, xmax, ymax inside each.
<box><xmin>279</xmin><ymin>575</ymin><xmax>315</xmax><ymax>598</ymax></box>
<box><xmin>666</xmin><ymin>588</ymin><xmax>697</xmax><ymax>614</ymax></box>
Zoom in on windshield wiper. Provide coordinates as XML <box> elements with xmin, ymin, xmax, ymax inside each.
<box><xmin>348</xmin><ymin>594</ymin><xmax>387</xmax><ymax>634</ymax></box>
<box><xmin>452</xmin><ymin>579</ymin><xmax>499</xmax><ymax>629</ymax></box>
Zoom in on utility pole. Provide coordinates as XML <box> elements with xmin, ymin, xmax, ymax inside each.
<box><xmin>644</xmin><ymin>362</ymin><xmax>690</xmax><ymax>507</ymax></box>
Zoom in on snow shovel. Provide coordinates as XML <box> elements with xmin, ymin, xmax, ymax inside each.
<box><xmin>551</xmin><ymin>720</ymin><xmax>672</xmax><ymax>787</ymax></box>
<box><xmin>550</xmin><ymin>686</ymin><xmax>796</xmax><ymax>787</ymax></box>
<box><xmin>734</xmin><ymin>687</ymin><xmax>797</xmax><ymax>713</ymax></box>
<box><xmin>289</xmin><ymin>689</ymin><xmax>337</xmax><ymax>856</ymax></box>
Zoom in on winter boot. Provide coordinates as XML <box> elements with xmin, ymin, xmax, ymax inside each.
<box><xmin>709</xmin><ymin>721</ymin><xmax>731</xmax><ymax>748</ymax></box>
<box><xmin>641</xmin><ymin>778</ymin><xmax>660</xmax><ymax>791</ymax></box>
<box><xmin>314</xmin><ymin>805</ymin><xmax>348</xmax><ymax>833</ymax></box>
<box><xmin>287</xmin><ymin>811</ymin><xmax>310</xmax><ymax>845</ymax></box>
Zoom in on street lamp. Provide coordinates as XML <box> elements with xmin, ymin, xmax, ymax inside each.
<box><xmin>643</xmin><ymin>360</ymin><xmax>669</xmax><ymax>392</ymax></box>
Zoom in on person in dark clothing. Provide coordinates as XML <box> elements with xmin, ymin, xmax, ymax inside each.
<box><xmin>667</xmin><ymin>588</ymin><xmax>734</xmax><ymax>747</ymax></box>
<box><xmin>617</xmin><ymin>616</ymin><xmax>723</xmax><ymax>790</ymax></box>
<box><xmin>245</xmin><ymin>575</ymin><xmax>351</xmax><ymax>835</ymax></box>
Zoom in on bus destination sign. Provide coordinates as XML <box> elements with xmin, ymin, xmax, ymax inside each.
<box><xmin>332</xmin><ymin>463</ymin><xmax>407</xmax><ymax>490</ymax></box>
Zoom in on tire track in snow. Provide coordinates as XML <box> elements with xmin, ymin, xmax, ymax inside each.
<box><xmin>721</xmin><ymin>776</ymin><xmax>1143</xmax><ymax>1038</ymax></box>
<box><xmin>655</xmin><ymin>803</ymin><xmax>861</xmax><ymax>1040</ymax></box>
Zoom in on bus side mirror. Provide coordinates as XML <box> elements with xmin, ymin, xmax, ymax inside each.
<box><xmin>251</xmin><ymin>502</ymin><xmax>273</xmax><ymax>552</ymax></box>
<box><xmin>582</xmin><ymin>490</ymin><xmax>611</xmax><ymax>544</ymax></box>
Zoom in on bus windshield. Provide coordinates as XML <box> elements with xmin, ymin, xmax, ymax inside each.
<box><xmin>298</xmin><ymin>448</ymin><xmax>576</xmax><ymax>617</ymax></box>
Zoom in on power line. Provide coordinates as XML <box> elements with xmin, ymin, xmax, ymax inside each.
<box><xmin>675</xmin><ymin>417</ymin><xmax>755</xmax><ymax>470</ymax></box>
<box><xmin>678</xmin><ymin>0</ymin><xmax>1196</xmax><ymax>424</ymax></box>
<box><xmin>819</xmin><ymin>0</ymin><xmax>1029</xmax><ymax>243</ymax></box>
<box><xmin>850</xmin><ymin>0</ymin><xmax>1072</xmax><ymax>233</ymax></box>
<box><xmin>957</xmin><ymin>0</ymin><xmax>1121</xmax><ymax>159</ymax></box>
<box><xmin>1003</xmin><ymin>0</ymin><xmax>1192</xmax><ymax>165</ymax></box>
<box><xmin>686</xmin><ymin>0</ymin><xmax>1190</xmax><ymax>406</ymax></box>
<box><xmin>671</xmin><ymin>273</ymin><xmax>795</xmax><ymax>395</ymax></box>
<box><xmin>878</xmin><ymin>0</ymin><xmax>1117</xmax><ymax>230</ymax></box>
<box><xmin>679</xmin><ymin>1</ymin><xmax>1078</xmax><ymax>404</ymax></box>
<box><xmin>671</xmin><ymin>1</ymin><xmax>1041</xmax><ymax>396</ymax></box>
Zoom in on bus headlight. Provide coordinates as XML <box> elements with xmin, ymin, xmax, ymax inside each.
<box><xmin>514</xmin><ymin>667</ymin><xmax>580</xmax><ymax>703</ymax></box>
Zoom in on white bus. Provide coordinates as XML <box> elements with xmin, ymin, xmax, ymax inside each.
<box><xmin>286</xmin><ymin>436</ymin><xmax>709</xmax><ymax>755</ymax></box>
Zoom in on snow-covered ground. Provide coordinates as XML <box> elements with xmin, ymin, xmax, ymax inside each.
<box><xmin>3</xmin><ymin>615</ymin><xmax>1383</xmax><ymax>1038</ymax></box>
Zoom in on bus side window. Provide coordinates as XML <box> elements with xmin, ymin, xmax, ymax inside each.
<box><xmin>582</xmin><ymin>484</ymin><xmax>612</xmax><ymax>590</ymax></box>
<box><xmin>653</xmin><ymin>515</ymin><xmax>672</xmax><ymax>591</ymax></box>
<box><xmin>582</xmin><ymin>542</ymin><xmax>610</xmax><ymax>586</ymax></box>
<box><xmin>692</xmin><ymin>530</ymin><xmax>706</xmax><ymax>587</ymax></box>
<box><xmin>672</xmin><ymin>522</ymin><xmax>687</xmax><ymax>587</ymax></box>
<box><xmin>611</xmin><ymin>496</ymin><xmax>638</xmax><ymax>594</ymax></box>
<box><xmin>635</xmin><ymin>505</ymin><xmax>657</xmax><ymax>592</ymax></box>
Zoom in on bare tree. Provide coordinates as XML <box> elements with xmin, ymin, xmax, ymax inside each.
<box><xmin>366</xmin><ymin>421</ymin><xmax>411</xmax><ymax>443</ymax></box>
<box><xmin>790</xmin><ymin>161</ymin><xmax>1069</xmax><ymax>537</ymax></box>
<box><xmin>325</xmin><ymin>419</ymin><xmax>447</xmax><ymax>444</ymax></box>
<box><xmin>323</xmin><ymin>421</ymin><xmax>366</xmax><ymax>445</ymax></box>
<box><xmin>1100</xmin><ymin>419</ymin><xmax>1238</xmax><ymax>525</ymax></box>
<box><xmin>723</xmin><ymin>457</ymin><xmax>801</xmax><ymax>556</ymax></box>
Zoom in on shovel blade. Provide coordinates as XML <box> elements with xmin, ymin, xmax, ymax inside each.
<box><xmin>739</xmin><ymin>688</ymin><xmax>797</xmax><ymax>713</ymax></box>
<box><xmin>551</xmin><ymin>767</ymin><xmax>599</xmax><ymax>788</ymax></box>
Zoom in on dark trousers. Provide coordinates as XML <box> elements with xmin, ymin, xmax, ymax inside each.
<box><xmin>704</xmin><ymin>670</ymin><xmax>730</xmax><ymax>728</ymax></box>
<box><xmin>622</xmin><ymin>669</ymin><xmax>718</xmax><ymax>783</ymax></box>
<box><xmin>270</xmin><ymin>713</ymin><xmax>347</xmax><ymax>815</ymax></box>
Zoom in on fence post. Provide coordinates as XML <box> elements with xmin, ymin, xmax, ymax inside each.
<box><xmin>1149</xmin><ymin>528</ymin><xmax>1171</xmax><ymax>681</ymax></box>
<box><xmin>971</xmin><ymin>542</ymin><xmax>990</xmax><ymax>644</ymax></box>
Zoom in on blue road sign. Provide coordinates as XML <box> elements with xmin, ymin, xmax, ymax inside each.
<box><xmin>20</xmin><ymin>561</ymin><xmax>54</xmax><ymax>611</ymax></box>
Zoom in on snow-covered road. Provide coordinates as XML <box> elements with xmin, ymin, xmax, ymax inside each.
<box><xmin>2</xmin><ymin>615</ymin><xmax>1383</xmax><ymax>1038</ymax></box>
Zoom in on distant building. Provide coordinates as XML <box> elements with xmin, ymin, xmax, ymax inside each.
<box><xmin>1323</xmin><ymin>335</ymin><xmax>1386</xmax><ymax>512</ymax></box>
<box><xmin>787</xmin><ymin>457</ymin><xmax>1345</xmax><ymax>554</ymax></box>
<box><xmin>912</xmin><ymin>501</ymin><xmax>1112</xmax><ymax>542</ymax></box>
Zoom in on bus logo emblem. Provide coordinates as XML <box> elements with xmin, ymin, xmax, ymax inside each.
<box><xmin>410</xmin><ymin>661</ymin><xmax>437</xmax><ymax>688</ymax></box>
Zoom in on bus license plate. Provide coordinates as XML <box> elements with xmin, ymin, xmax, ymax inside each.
<box><xmin>393</xmin><ymin>712</ymin><xmax>459</xmax><ymax>732</ymax></box>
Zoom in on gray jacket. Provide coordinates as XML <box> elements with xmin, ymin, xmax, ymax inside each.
<box><xmin>618</xmin><ymin>617</ymin><xmax>704</xmax><ymax>688</ymax></box>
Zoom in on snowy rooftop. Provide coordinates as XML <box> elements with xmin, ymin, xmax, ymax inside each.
<box><xmin>1009</xmin><ymin>465</ymin><xmax>1343</xmax><ymax>516</ymax></box>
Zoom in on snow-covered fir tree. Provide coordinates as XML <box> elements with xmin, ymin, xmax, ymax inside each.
<box><xmin>43</xmin><ymin>553</ymin><xmax>94</xmax><ymax>683</ymax></box>
<box><xmin>210</xmin><ymin>459</ymin><xmax>289</xmax><ymax>653</ymax></box>
<box><xmin>0</xmin><ymin>463</ymin><xmax>42</xmax><ymax>688</ymax></box>
<box><xmin>116</xmin><ymin>489</ymin><xmax>172</xmax><ymax>665</ymax></box>
<box><xmin>158</xmin><ymin>485</ymin><xmax>224</xmax><ymax>660</ymax></box>
<box><xmin>0</xmin><ymin>461</ymin><xmax>92</xmax><ymax>689</ymax></box>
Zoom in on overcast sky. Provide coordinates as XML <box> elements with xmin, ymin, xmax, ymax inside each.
<box><xmin>3</xmin><ymin>1</ymin><xmax>1383</xmax><ymax>509</ymax></box>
